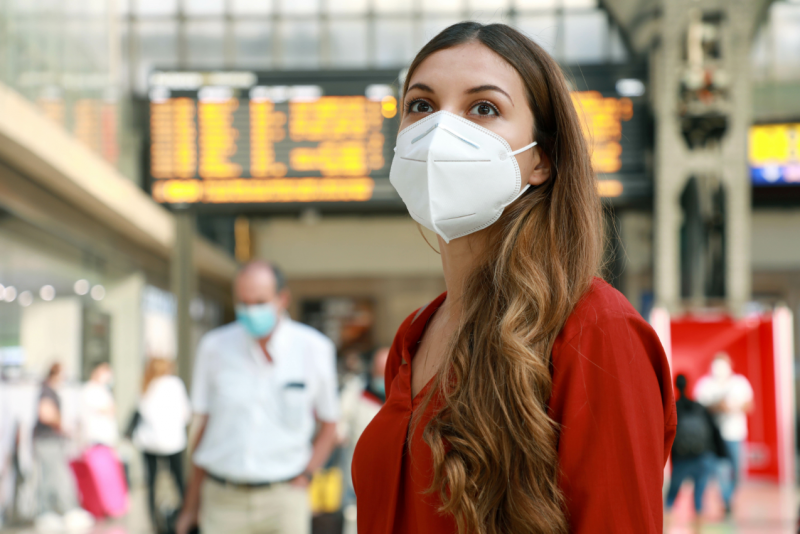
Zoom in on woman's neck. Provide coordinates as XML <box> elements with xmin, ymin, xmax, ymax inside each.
<box><xmin>438</xmin><ymin>232</ymin><xmax>487</xmax><ymax>318</ymax></box>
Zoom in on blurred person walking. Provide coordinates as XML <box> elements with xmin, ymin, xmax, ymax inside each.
<box><xmin>32</xmin><ymin>363</ymin><xmax>93</xmax><ymax>532</ymax></box>
<box><xmin>338</xmin><ymin>347</ymin><xmax>389</xmax><ymax>533</ymax></box>
<box><xmin>176</xmin><ymin>261</ymin><xmax>340</xmax><ymax>534</ymax></box>
<box><xmin>694</xmin><ymin>353</ymin><xmax>754</xmax><ymax>516</ymax></box>
<box><xmin>665</xmin><ymin>374</ymin><xmax>728</xmax><ymax>525</ymax></box>
<box><xmin>79</xmin><ymin>363</ymin><xmax>118</xmax><ymax>449</ymax></box>
<box><xmin>133</xmin><ymin>357</ymin><xmax>191</xmax><ymax>532</ymax></box>
<box><xmin>352</xmin><ymin>22</ymin><xmax>676</xmax><ymax>534</ymax></box>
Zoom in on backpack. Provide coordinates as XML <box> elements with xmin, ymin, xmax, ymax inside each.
<box><xmin>672</xmin><ymin>402</ymin><xmax>712</xmax><ymax>458</ymax></box>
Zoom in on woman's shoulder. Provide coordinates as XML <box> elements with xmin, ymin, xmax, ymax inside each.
<box><xmin>556</xmin><ymin>276</ymin><xmax>649</xmax><ymax>345</ymax></box>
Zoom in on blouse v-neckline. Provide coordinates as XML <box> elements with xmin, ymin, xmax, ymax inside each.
<box><xmin>400</xmin><ymin>292</ymin><xmax>448</xmax><ymax>406</ymax></box>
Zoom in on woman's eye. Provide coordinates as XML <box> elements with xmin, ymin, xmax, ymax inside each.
<box><xmin>408</xmin><ymin>100</ymin><xmax>433</xmax><ymax>113</ymax></box>
<box><xmin>469</xmin><ymin>103</ymin><xmax>498</xmax><ymax>116</ymax></box>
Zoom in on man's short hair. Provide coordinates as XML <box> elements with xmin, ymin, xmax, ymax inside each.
<box><xmin>238</xmin><ymin>260</ymin><xmax>287</xmax><ymax>292</ymax></box>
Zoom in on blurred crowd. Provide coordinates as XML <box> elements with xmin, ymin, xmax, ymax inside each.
<box><xmin>0</xmin><ymin>289</ymin><xmax>392</xmax><ymax>534</ymax></box>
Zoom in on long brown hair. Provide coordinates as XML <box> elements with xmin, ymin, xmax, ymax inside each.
<box><xmin>406</xmin><ymin>23</ymin><xmax>603</xmax><ymax>534</ymax></box>
<box><xmin>142</xmin><ymin>357</ymin><xmax>174</xmax><ymax>393</ymax></box>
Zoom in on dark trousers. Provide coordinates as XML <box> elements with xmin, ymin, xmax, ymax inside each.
<box><xmin>665</xmin><ymin>452</ymin><xmax>717</xmax><ymax>513</ymax></box>
<box><xmin>143</xmin><ymin>451</ymin><xmax>185</xmax><ymax>527</ymax></box>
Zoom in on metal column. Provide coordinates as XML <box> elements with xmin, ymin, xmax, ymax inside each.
<box><xmin>172</xmin><ymin>209</ymin><xmax>196</xmax><ymax>390</ymax></box>
<box><xmin>652</xmin><ymin>0</ymin><xmax>759</xmax><ymax>315</ymax></box>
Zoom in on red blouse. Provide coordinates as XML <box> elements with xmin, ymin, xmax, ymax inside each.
<box><xmin>352</xmin><ymin>278</ymin><xmax>677</xmax><ymax>533</ymax></box>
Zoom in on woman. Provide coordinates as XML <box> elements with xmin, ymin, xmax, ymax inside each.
<box><xmin>33</xmin><ymin>363</ymin><xmax>93</xmax><ymax>531</ymax></box>
<box><xmin>352</xmin><ymin>22</ymin><xmax>677</xmax><ymax>534</ymax></box>
<box><xmin>133</xmin><ymin>357</ymin><xmax>191</xmax><ymax>531</ymax></box>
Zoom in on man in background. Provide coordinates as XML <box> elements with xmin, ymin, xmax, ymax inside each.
<box><xmin>177</xmin><ymin>261</ymin><xmax>339</xmax><ymax>534</ymax></box>
<box><xmin>665</xmin><ymin>374</ymin><xmax>728</xmax><ymax>525</ymax></box>
<box><xmin>694</xmin><ymin>353</ymin><xmax>754</xmax><ymax>516</ymax></box>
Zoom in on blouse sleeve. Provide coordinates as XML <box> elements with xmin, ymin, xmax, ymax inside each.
<box><xmin>549</xmin><ymin>313</ymin><xmax>677</xmax><ymax>533</ymax></box>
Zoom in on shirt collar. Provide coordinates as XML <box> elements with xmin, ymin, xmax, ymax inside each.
<box><xmin>242</xmin><ymin>314</ymin><xmax>292</xmax><ymax>365</ymax></box>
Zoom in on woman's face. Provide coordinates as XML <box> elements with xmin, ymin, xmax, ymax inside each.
<box><xmin>401</xmin><ymin>41</ymin><xmax>550</xmax><ymax>188</ymax></box>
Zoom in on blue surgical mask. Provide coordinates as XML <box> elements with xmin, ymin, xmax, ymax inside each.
<box><xmin>236</xmin><ymin>303</ymin><xmax>278</xmax><ymax>338</ymax></box>
<box><xmin>370</xmin><ymin>376</ymin><xmax>386</xmax><ymax>398</ymax></box>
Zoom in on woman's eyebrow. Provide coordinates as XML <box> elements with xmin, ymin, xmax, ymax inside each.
<box><xmin>407</xmin><ymin>83</ymin><xmax>435</xmax><ymax>94</ymax></box>
<box><xmin>466</xmin><ymin>85</ymin><xmax>513</xmax><ymax>105</ymax></box>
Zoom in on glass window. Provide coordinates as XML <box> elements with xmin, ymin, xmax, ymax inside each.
<box><xmin>422</xmin><ymin>0</ymin><xmax>462</xmax><ymax>14</ymax></box>
<box><xmin>563</xmin><ymin>0</ymin><xmax>597</xmax><ymax>8</ymax></box>
<box><xmin>233</xmin><ymin>21</ymin><xmax>273</xmax><ymax>69</ymax></box>
<box><xmin>186</xmin><ymin>21</ymin><xmax>226</xmax><ymax>68</ymax></box>
<box><xmin>185</xmin><ymin>0</ymin><xmax>225</xmax><ymax>15</ymax></box>
<box><xmin>374</xmin><ymin>0</ymin><xmax>411</xmax><ymax>15</ymax></box>
<box><xmin>280</xmin><ymin>20</ymin><xmax>320</xmax><ymax>69</ymax></box>
<box><xmin>469</xmin><ymin>0</ymin><xmax>510</xmax><ymax>14</ymax></box>
<box><xmin>516</xmin><ymin>15</ymin><xmax>558</xmax><ymax>57</ymax></box>
<box><xmin>280</xmin><ymin>0</ymin><xmax>319</xmax><ymax>15</ymax></box>
<box><xmin>9</xmin><ymin>0</ymin><xmax>59</xmax><ymax>13</ymax></box>
<box><xmin>328</xmin><ymin>0</ymin><xmax>368</xmax><ymax>15</ymax></box>
<box><xmin>563</xmin><ymin>10</ymin><xmax>607</xmax><ymax>63</ymax></box>
<box><xmin>375</xmin><ymin>19</ymin><xmax>415</xmax><ymax>67</ymax></box>
<box><xmin>136</xmin><ymin>21</ymin><xmax>178</xmax><ymax>93</ymax></box>
<box><xmin>65</xmin><ymin>19</ymin><xmax>108</xmax><ymax>72</ymax></box>
<box><xmin>65</xmin><ymin>0</ymin><xmax>106</xmax><ymax>16</ymax></box>
<box><xmin>232</xmin><ymin>0</ymin><xmax>272</xmax><ymax>15</ymax></box>
<box><xmin>771</xmin><ymin>3</ymin><xmax>800</xmax><ymax>79</ymax></box>
<box><xmin>516</xmin><ymin>0</ymin><xmax>558</xmax><ymax>10</ymax></box>
<box><xmin>420</xmin><ymin>17</ymin><xmax>461</xmax><ymax>49</ymax></box>
<box><xmin>329</xmin><ymin>20</ymin><xmax>368</xmax><ymax>67</ymax></box>
<box><xmin>135</xmin><ymin>0</ymin><xmax>178</xmax><ymax>16</ymax></box>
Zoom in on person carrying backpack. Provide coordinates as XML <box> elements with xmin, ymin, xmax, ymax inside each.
<box><xmin>665</xmin><ymin>374</ymin><xmax>729</xmax><ymax>518</ymax></box>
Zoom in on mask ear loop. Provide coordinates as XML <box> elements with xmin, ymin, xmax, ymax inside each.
<box><xmin>416</xmin><ymin>223</ymin><xmax>441</xmax><ymax>255</ymax></box>
<box><xmin>509</xmin><ymin>140</ymin><xmax>538</xmax><ymax>157</ymax></box>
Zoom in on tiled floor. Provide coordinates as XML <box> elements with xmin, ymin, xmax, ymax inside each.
<box><xmin>666</xmin><ymin>482</ymin><xmax>798</xmax><ymax>533</ymax></box>
<box><xmin>3</xmin><ymin>483</ymin><xmax>797</xmax><ymax>533</ymax></box>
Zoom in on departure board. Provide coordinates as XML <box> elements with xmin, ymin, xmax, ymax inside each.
<box><xmin>147</xmin><ymin>66</ymin><xmax>652</xmax><ymax>207</ymax></box>
<box><xmin>147</xmin><ymin>70</ymin><xmax>401</xmax><ymax>207</ymax></box>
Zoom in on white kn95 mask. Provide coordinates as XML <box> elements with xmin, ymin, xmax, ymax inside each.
<box><xmin>389</xmin><ymin>110</ymin><xmax>538</xmax><ymax>243</ymax></box>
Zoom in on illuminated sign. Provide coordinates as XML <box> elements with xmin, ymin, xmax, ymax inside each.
<box><xmin>572</xmin><ymin>91</ymin><xmax>634</xmax><ymax>175</ymax></box>
<box><xmin>148</xmin><ymin>71</ymin><xmax>400</xmax><ymax>205</ymax></box>
<box><xmin>148</xmin><ymin>66</ymin><xmax>652</xmax><ymax>206</ymax></box>
<box><xmin>749</xmin><ymin>123</ymin><xmax>800</xmax><ymax>186</ymax></box>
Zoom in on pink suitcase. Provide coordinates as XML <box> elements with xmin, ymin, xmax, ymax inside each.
<box><xmin>71</xmin><ymin>445</ymin><xmax>129</xmax><ymax>518</ymax></box>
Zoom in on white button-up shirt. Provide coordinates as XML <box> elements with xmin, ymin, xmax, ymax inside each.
<box><xmin>191</xmin><ymin>317</ymin><xmax>339</xmax><ymax>483</ymax></box>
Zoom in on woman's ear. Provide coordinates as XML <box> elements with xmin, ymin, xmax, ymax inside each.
<box><xmin>528</xmin><ymin>146</ymin><xmax>551</xmax><ymax>187</ymax></box>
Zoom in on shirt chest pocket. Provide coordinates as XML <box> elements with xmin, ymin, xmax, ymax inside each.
<box><xmin>281</xmin><ymin>382</ymin><xmax>309</xmax><ymax>430</ymax></box>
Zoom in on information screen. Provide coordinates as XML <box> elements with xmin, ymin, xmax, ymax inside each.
<box><xmin>749</xmin><ymin>123</ymin><xmax>800</xmax><ymax>186</ymax></box>
<box><xmin>148</xmin><ymin>70</ymin><xmax>401</xmax><ymax>206</ymax></box>
<box><xmin>147</xmin><ymin>66</ymin><xmax>652</xmax><ymax>208</ymax></box>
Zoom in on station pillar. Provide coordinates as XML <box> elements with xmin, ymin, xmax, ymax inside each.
<box><xmin>172</xmin><ymin>209</ymin><xmax>196</xmax><ymax>390</ymax></box>
<box><xmin>652</xmin><ymin>0</ymin><xmax>760</xmax><ymax>314</ymax></box>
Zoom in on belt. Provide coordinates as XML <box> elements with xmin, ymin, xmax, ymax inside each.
<box><xmin>206</xmin><ymin>472</ymin><xmax>291</xmax><ymax>490</ymax></box>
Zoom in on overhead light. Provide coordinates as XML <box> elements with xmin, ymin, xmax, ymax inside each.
<box><xmin>74</xmin><ymin>279</ymin><xmax>90</xmax><ymax>296</ymax></box>
<box><xmin>40</xmin><ymin>285</ymin><xmax>56</xmax><ymax>301</ymax></box>
<box><xmin>91</xmin><ymin>285</ymin><xmax>106</xmax><ymax>301</ymax></box>
<box><xmin>18</xmin><ymin>291</ymin><xmax>33</xmax><ymax>307</ymax></box>
<box><xmin>615</xmin><ymin>78</ymin><xmax>646</xmax><ymax>97</ymax></box>
<box><xmin>4</xmin><ymin>286</ymin><xmax>17</xmax><ymax>303</ymax></box>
